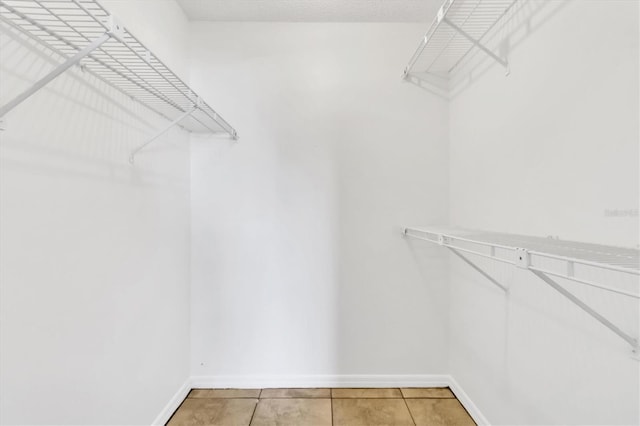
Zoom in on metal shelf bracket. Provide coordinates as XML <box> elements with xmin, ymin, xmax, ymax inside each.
<box><xmin>449</xmin><ymin>248</ymin><xmax>509</xmax><ymax>293</ymax></box>
<box><xmin>105</xmin><ymin>15</ymin><xmax>125</xmax><ymax>41</ymax></box>
<box><xmin>403</xmin><ymin>228</ymin><xmax>508</xmax><ymax>292</ymax></box>
<box><xmin>0</xmin><ymin>1</ymin><xmax>238</xmax><ymax>139</ymax></box>
<box><xmin>0</xmin><ymin>32</ymin><xmax>110</xmax><ymax>119</ymax></box>
<box><xmin>441</xmin><ymin>17</ymin><xmax>509</xmax><ymax>72</ymax></box>
<box><xmin>530</xmin><ymin>269</ymin><xmax>639</xmax><ymax>356</ymax></box>
<box><xmin>129</xmin><ymin>104</ymin><xmax>198</xmax><ymax>164</ymax></box>
<box><xmin>515</xmin><ymin>248</ymin><xmax>530</xmax><ymax>269</ymax></box>
<box><xmin>403</xmin><ymin>0</ymin><xmax>515</xmax><ymax>84</ymax></box>
<box><xmin>0</xmin><ymin>14</ymin><xmax>124</xmax><ymax>120</ymax></box>
<box><xmin>402</xmin><ymin>227</ymin><xmax>640</xmax><ymax>356</ymax></box>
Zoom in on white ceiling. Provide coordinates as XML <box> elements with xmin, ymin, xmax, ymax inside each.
<box><xmin>175</xmin><ymin>0</ymin><xmax>440</xmax><ymax>22</ymax></box>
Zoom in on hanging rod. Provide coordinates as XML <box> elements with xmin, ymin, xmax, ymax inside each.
<box><xmin>403</xmin><ymin>226</ymin><xmax>640</xmax><ymax>355</ymax></box>
<box><xmin>0</xmin><ymin>0</ymin><xmax>238</xmax><ymax>143</ymax></box>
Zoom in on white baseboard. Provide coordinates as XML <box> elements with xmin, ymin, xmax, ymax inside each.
<box><xmin>448</xmin><ymin>375</ymin><xmax>490</xmax><ymax>426</ymax></box>
<box><xmin>152</xmin><ymin>378</ymin><xmax>192</xmax><ymax>426</ymax></box>
<box><xmin>155</xmin><ymin>374</ymin><xmax>488</xmax><ymax>426</ymax></box>
<box><xmin>190</xmin><ymin>374</ymin><xmax>451</xmax><ymax>389</ymax></box>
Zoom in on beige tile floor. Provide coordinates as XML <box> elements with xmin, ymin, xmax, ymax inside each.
<box><xmin>167</xmin><ymin>387</ymin><xmax>476</xmax><ymax>426</ymax></box>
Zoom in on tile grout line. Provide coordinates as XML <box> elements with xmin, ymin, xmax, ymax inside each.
<box><xmin>247</xmin><ymin>394</ymin><xmax>260</xmax><ymax>426</ymax></box>
<box><xmin>173</xmin><ymin>387</ymin><xmax>469</xmax><ymax>426</ymax></box>
<box><xmin>330</xmin><ymin>393</ymin><xmax>334</xmax><ymax>426</ymax></box>
<box><xmin>402</xmin><ymin>395</ymin><xmax>417</xmax><ymax>426</ymax></box>
<box><xmin>398</xmin><ymin>388</ymin><xmax>417</xmax><ymax>426</ymax></box>
<box><xmin>259</xmin><ymin>397</ymin><xmax>332</xmax><ymax>399</ymax></box>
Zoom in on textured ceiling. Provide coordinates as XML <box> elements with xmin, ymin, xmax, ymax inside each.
<box><xmin>176</xmin><ymin>0</ymin><xmax>440</xmax><ymax>22</ymax></box>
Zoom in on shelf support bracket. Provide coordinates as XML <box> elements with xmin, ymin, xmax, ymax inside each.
<box><xmin>449</xmin><ymin>248</ymin><xmax>509</xmax><ymax>293</ymax></box>
<box><xmin>129</xmin><ymin>105</ymin><xmax>198</xmax><ymax>164</ymax></box>
<box><xmin>530</xmin><ymin>269</ymin><xmax>639</xmax><ymax>354</ymax></box>
<box><xmin>442</xmin><ymin>18</ymin><xmax>509</xmax><ymax>71</ymax></box>
<box><xmin>0</xmin><ymin>32</ymin><xmax>111</xmax><ymax>119</ymax></box>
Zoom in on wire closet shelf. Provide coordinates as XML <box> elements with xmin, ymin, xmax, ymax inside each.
<box><xmin>0</xmin><ymin>0</ymin><xmax>237</xmax><ymax>143</ymax></box>
<box><xmin>403</xmin><ymin>0</ymin><xmax>516</xmax><ymax>81</ymax></box>
<box><xmin>403</xmin><ymin>226</ymin><xmax>640</xmax><ymax>353</ymax></box>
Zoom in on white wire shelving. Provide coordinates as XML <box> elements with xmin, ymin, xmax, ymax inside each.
<box><xmin>403</xmin><ymin>0</ymin><xmax>516</xmax><ymax>84</ymax></box>
<box><xmin>0</xmin><ymin>0</ymin><xmax>237</xmax><ymax>162</ymax></box>
<box><xmin>403</xmin><ymin>226</ymin><xmax>640</xmax><ymax>354</ymax></box>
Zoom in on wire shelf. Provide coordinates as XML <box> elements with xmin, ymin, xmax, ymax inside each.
<box><xmin>404</xmin><ymin>226</ymin><xmax>639</xmax><ymax>296</ymax></box>
<box><xmin>404</xmin><ymin>0</ymin><xmax>516</xmax><ymax>80</ymax></box>
<box><xmin>405</xmin><ymin>226</ymin><xmax>639</xmax><ymax>274</ymax></box>
<box><xmin>0</xmin><ymin>0</ymin><xmax>237</xmax><ymax>137</ymax></box>
<box><xmin>404</xmin><ymin>226</ymin><xmax>640</xmax><ymax>353</ymax></box>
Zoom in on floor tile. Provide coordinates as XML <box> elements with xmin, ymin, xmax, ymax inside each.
<box><xmin>167</xmin><ymin>398</ymin><xmax>257</xmax><ymax>426</ymax></box>
<box><xmin>332</xmin><ymin>398</ymin><xmax>414</xmax><ymax>426</ymax></box>
<box><xmin>260</xmin><ymin>388</ymin><xmax>330</xmax><ymax>398</ymax></box>
<box><xmin>406</xmin><ymin>398</ymin><xmax>476</xmax><ymax>426</ymax></box>
<box><xmin>331</xmin><ymin>388</ymin><xmax>402</xmax><ymax>398</ymax></box>
<box><xmin>189</xmin><ymin>389</ymin><xmax>261</xmax><ymax>398</ymax></box>
<box><xmin>250</xmin><ymin>398</ymin><xmax>331</xmax><ymax>426</ymax></box>
<box><xmin>401</xmin><ymin>387</ymin><xmax>455</xmax><ymax>398</ymax></box>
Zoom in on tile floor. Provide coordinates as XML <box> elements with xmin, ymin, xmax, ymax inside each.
<box><xmin>167</xmin><ymin>387</ymin><xmax>476</xmax><ymax>426</ymax></box>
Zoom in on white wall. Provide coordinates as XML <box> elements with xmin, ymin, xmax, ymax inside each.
<box><xmin>3</xmin><ymin>1</ymin><xmax>636</xmax><ymax>424</ymax></box>
<box><xmin>448</xmin><ymin>0</ymin><xmax>639</xmax><ymax>424</ymax></box>
<box><xmin>189</xmin><ymin>23</ymin><xmax>450</xmax><ymax>381</ymax></box>
<box><xmin>0</xmin><ymin>1</ymin><xmax>191</xmax><ymax>424</ymax></box>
